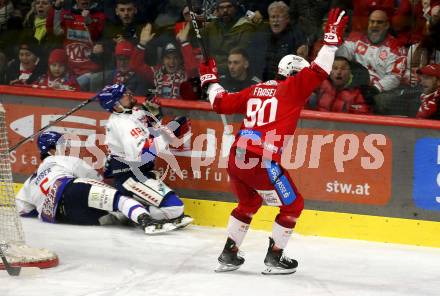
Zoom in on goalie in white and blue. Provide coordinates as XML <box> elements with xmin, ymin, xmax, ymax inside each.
<box><xmin>16</xmin><ymin>131</ymin><xmax>176</xmax><ymax>234</ymax></box>
<box><xmin>97</xmin><ymin>83</ymin><xmax>193</xmax><ymax>229</ymax></box>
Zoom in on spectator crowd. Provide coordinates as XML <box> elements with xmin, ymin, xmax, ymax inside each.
<box><xmin>0</xmin><ymin>0</ymin><xmax>439</xmax><ymax>119</ymax></box>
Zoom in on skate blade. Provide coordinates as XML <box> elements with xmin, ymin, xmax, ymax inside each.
<box><xmin>214</xmin><ymin>263</ymin><xmax>241</xmax><ymax>273</ymax></box>
<box><xmin>262</xmin><ymin>266</ymin><xmax>297</xmax><ymax>275</ymax></box>
<box><xmin>174</xmin><ymin>216</ymin><xmax>194</xmax><ymax>229</ymax></box>
<box><xmin>144</xmin><ymin>223</ymin><xmax>177</xmax><ymax>235</ymax></box>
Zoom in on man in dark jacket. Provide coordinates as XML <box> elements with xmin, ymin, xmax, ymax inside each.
<box><xmin>251</xmin><ymin>1</ymin><xmax>308</xmax><ymax>81</ymax></box>
<box><xmin>202</xmin><ymin>0</ymin><xmax>257</xmax><ymax>74</ymax></box>
<box><xmin>220</xmin><ymin>47</ymin><xmax>261</xmax><ymax>92</ymax></box>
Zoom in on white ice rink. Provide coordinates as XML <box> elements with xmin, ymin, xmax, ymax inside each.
<box><xmin>2</xmin><ymin>218</ymin><xmax>440</xmax><ymax>296</ymax></box>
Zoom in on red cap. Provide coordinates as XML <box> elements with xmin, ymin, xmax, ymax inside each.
<box><xmin>417</xmin><ymin>64</ymin><xmax>440</xmax><ymax>78</ymax></box>
<box><xmin>48</xmin><ymin>49</ymin><xmax>67</xmax><ymax>65</ymax></box>
<box><xmin>115</xmin><ymin>41</ymin><xmax>134</xmax><ymax>57</ymax></box>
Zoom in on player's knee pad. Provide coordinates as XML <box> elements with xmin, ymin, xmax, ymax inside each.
<box><xmin>74</xmin><ymin>178</ymin><xmax>119</xmax><ymax>212</ymax></box>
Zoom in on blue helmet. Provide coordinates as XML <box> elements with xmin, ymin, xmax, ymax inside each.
<box><xmin>98</xmin><ymin>84</ymin><xmax>127</xmax><ymax>112</ymax></box>
<box><xmin>38</xmin><ymin>131</ymin><xmax>63</xmax><ymax>154</ymax></box>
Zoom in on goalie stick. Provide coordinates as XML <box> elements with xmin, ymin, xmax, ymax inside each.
<box><xmin>8</xmin><ymin>95</ymin><xmax>98</xmax><ymax>153</ymax></box>
<box><xmin>0</xmin><ymin>243</ymin><xmax>21</xmax><ymax>276</ymax></box>
<box><xmin>185</xmin><ymin>0</ymin><xmax>231</xmax><ymax>134</ymax></box>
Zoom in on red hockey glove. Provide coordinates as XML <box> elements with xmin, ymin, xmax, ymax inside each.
<box><xmin>199</xmin><ymin>58</ymin><xmax>219</xmax><ymax>88</ymax></box>
<box><xmin>323</xmin><ymin>8</ymin><xmax>349</xmax><ymax>46</ymax></box>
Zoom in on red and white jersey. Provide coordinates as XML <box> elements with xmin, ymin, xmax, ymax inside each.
<box><xmin>337</xmin><ymin>32</ymin><xmax>407</xmax><ymax>92</ymax></box>
<box><xmin>47</xmin><ymin>6</ymin><xmax>105</xmax><ymax>76</ymax></box>
<box><xmin>15</xmin><ymin>155</ymin><xmax>101</xmax><ymax>219</ymax></box>
<box><xmin>130</xmin><ymin>43</ymin><xmax>199</xmax><ymax>98</ymax></box>
<box><xmin>212</xmin><ymin>64</ymin><xmax>328</xmax><ymax>163</ymax></box>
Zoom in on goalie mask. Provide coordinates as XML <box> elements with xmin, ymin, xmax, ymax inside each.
<box><xmin>277</xmin><ymin>54</ymin><xmax>310</xmax><ymax>77</ymax></box>
<box><xmin>98</xmin><ymin>84</ymin><xmax>127</xmax><ymax>112</ymax></box>
<box><xmin>38</xmin><ymin>131</ymin><xmax>63</xmax><ymax>154</ymax></box>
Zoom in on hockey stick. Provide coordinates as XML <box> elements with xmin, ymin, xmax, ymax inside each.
<box><xmin>0</xmin><ymin>243</ymin><xmax>21</xmax><ymax>276</ymax></box>
<box><xmin>8</xmin><ymin>95</ymin><xmax>98</xmax><ymax>153</ymax></box>
<box><xmin>185</xmin><ymin>0</ymin><xmax>231</xmax><ymax>134</ymax></box>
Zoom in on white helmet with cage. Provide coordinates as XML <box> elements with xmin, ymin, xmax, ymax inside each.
<box><xmin>277</xmin><ymin>54</ymin><xmax>310</xmax><ymax>77</ymax></box>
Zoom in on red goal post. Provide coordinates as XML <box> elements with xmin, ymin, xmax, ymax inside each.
<box><xmin>0</xmin><ymin>103</ymin><xmax>58</xmax><ymax>270</ymax></box>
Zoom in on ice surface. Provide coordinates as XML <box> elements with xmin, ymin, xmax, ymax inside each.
<box><xmin>1</xmin><ymin>218</ymin><xmax>440</xmax><ymax>296</ymax></box>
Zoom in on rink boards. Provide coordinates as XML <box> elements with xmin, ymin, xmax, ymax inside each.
<box><xmin>2</xmin><ymin>86</ymin><xmax>440</xmax><ymax>248</ymax></box>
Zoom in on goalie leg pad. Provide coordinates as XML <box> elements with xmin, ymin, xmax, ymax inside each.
<box><xmin>122</xmin><ymin>177</ymin><xmax>170</xmax><ymax>207</ymax></box>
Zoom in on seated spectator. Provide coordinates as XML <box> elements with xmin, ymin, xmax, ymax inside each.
<box><xmin>337</xmin><ymin>9</ymin><xmax>408</xmax><ymax>115</ymax></box>
<box><xmin>289</xmin><ymin>0</ymin><xmax>330</xmax><ymax>45</ymax></box>
<box><xmin>153</xmin><ymin>0</ymin><xmax>185</xmax><ymax>28</ymax></box>
<box><xmin>220</xmin><ymin>47</ymin><xmax>261</xmax><ymax>92</ymax></box>
<box><xmin>174</xmin><ymin>5</ymin><xmax>201</xmax><ymax>61</ymax></box>
<box><xmin>0</xmin><ymin>0</ymin><xmax>14</xmax><ymax>33</ymax></box>
<box><xmin>202</xmin><ymin>0</ymin><xmax>257</xmax><ymax>74</ymax></box>
<box><xmin>309</xmin><ymin>56</ymin><xmax>373</xmax><ymax>114</ymax></box>
<box><xmin>32</xmin><ymin>48</ymin><xmax>79</xmax><ymax>91</ymax></box>
<box><xmin>251</xmin><ymin>1</ymin><xmax>308</xmax><ymax>81</ymax></box>
<box><xmin>89</xmin><ymin>40</ymin><xmax>147</xmax><ymax>94</ymax></box>
<box><xmin>46</xmin><ymin>0</ymin><xmax>106</xmax><ymax>90</ymax></box>
<box><xmin>6</xmin><ymin>40</ymin><xmax>46</xmax><ymax>86</ymax></box>
<box><xmin>392</xmin><ymin>0</ymin><xmax>426</xmax><ymax>46</ymax></box>
<box><xmin>349</xmin><ymin>0</ymin><xmax>394</xmax><ymax>33</ymax></box>
<box><xmin>130</xmin><ymin>23</ymin><xmax>198</xmax><ymax>99</ymax></box>
<box><xmin>92</xmin><ymin>0</ymin><xmax>149</xmax><ymax>72</ymax></box>
<box><xmin>1</xmin><ymin>0</ymin><xmax>23</xmax><ymax>74</ymax></box>
<box><xmin>239</xmin><ymin>0</ymin><xmax>274</xmax><ymax>21</ymax></box>
<box><xmin>405</xmin><ymin>10</ymin><xmax>440</xmax><ymax>86</ymax></box>
<box><xmin>0</xmin><ymin>0</ymin><xmax>22</xmax><ymax>32</ymax></box>
<box><xmin>21</xmin><ymin>0</ymin><xmax>62</xmax><ymax>61</ymax></box>
<box><xmin>416</xmin><ymin>64</ymin><xmax>440</xmax><ymax>119</ymax></box>
<box><xmin>22</xmin><ymin>0</ymin><xmax>51</xmax><ymax>43</ymax></box>
<box><xmin>426</xmin><ymin>1</ymin><xmax>440</xmax><ymax>24</ymax></box>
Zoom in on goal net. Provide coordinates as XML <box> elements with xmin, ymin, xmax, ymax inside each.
<box><xmin>0</xmin><ymin>104</ymin><xmax>59</xmax><ymax>269</ymax></box>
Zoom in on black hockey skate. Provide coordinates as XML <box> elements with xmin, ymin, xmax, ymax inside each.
<box><xmin>262</xmin><ymin>237</ymin><xmax>298</xmax><ymax>275</ymax></box>
<box><xmin>169</xmin><ymin>214</ymin><xmax>194</xmax><ymax>229</ymax></box>
<box><xmin>137</xmin><ymin>213</ymin><xmax>176</xmax><ymax>234</ymax></box>
<box><xmin>215</xmin><ymin>238</ymin><xmax>245</xmax><ymax>273</ymax></box>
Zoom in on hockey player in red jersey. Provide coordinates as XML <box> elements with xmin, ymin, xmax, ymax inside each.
<box><xmin>199</xmin><ymin>8</ymin><xmax>348</xmax><ymax>274</ymax></box>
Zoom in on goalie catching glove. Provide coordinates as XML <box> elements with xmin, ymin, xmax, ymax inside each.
<box><xmin>199</xmin><ymin>58</ymin><xmax>219</xmax><ymax>88</ymax></box>
<box><xmin>323</xmin><ymin>8</ymin><xmax>348</xmax><ymax>46</ymax></box>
